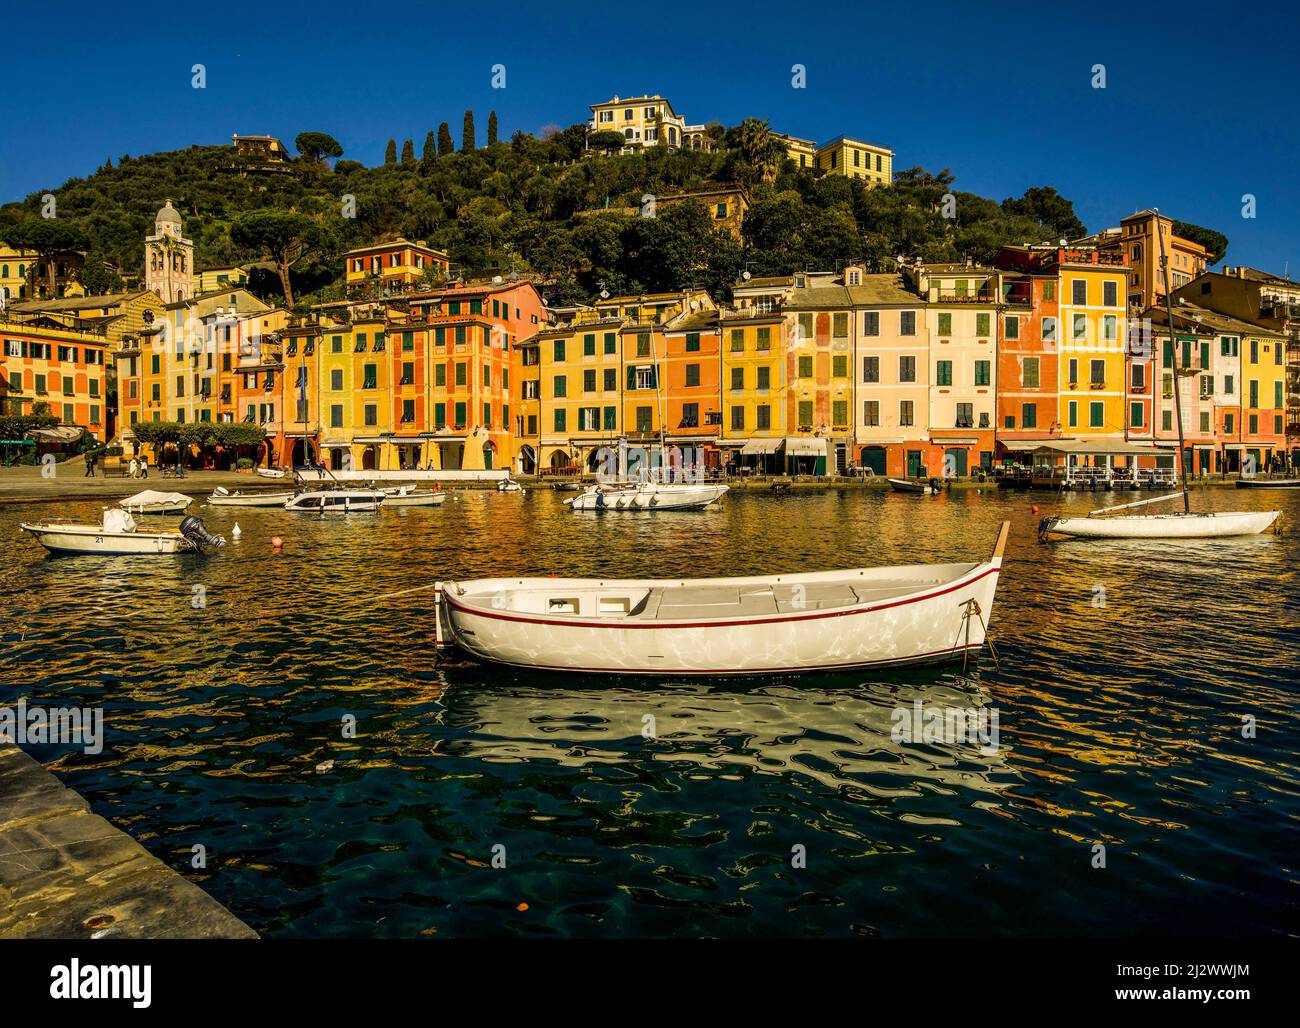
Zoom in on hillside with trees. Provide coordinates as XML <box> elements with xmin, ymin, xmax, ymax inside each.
<box><xmin>2</xmin><ymin>116</ymin><xmax>1207</xmax><ymax>308</ymax></box>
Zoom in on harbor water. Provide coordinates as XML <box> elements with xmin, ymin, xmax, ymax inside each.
<box><xmin>2</xmin><ymin>486</ymin><xmax>1297</xmax><ymax>937</ymax></box>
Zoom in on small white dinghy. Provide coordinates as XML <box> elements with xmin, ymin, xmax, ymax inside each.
<box><xmin>496</xmin><ymin>477</ymin><xmax>525</xmax><ymax>493</ymax></box>
<box><xmin>567</xmin><ymin>482</ymin><xmax>728</xmax><ymax>511</ymax></box>
<box><xmin>207</xmin><ymin>486</ymin><xmax>296</xmax><ymax>507</ymax></box>
<box><xmin>435</xmin><ymin>522</ymin><xmax>1010</xmax><ymax>676</ymax></box>
<box><xmin>1040</xmin><ymin>491</ymin><xmax>1281</xmax><ymax>540</ymax></box>
<box><xmin>381</xmin><ymin>486</ymin><xmax>447</xmax><ymax>508</ymax></box>
<box><xmin>119</xmin><ymin>489</ymin><xmax>193</xmax><ymax>515</ymax></box>
<box><xmin>256</xmin><ymin>467</ymin><xmax>288</xmax><ymax>479</ymax></box>
<box><xmin>19</xmin><ymin>509</ymin><xmax>224</xmax><ymax>556</ymax></box>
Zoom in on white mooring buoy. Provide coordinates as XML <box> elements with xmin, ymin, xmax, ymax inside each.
<box><xmin>231</xmin><ymin>522</ymin><xmax>242</xmax><ymax>539</ymax></box>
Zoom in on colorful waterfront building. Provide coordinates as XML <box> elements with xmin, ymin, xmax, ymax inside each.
<box><xmin>1</xmin><ymin>321</ymin><xmax>108</xmax><ymax>440</ymax></box>
<box><xmin>533</xmin><ymin>311</ymin><xmax>624</xmax><ymax>474</ymax></box>
<box><xmin>992</xmin><ymin>248</ymin><xmax>1062</xmax><ymax>461</ymax></box>
<box><xmin>1056</xmin><ymin>247</ymin><xmax>1128</xmax><ymax>441</ymax></box>
<box><xmin>663</xmin><ymin>310</ymin><xmax>723</xmax><ymax>471</ymax></box>
<box><xmin>1176</xmin><ymin>267</ymin><xmax>1300</xmax><ymax>467</ymax></box>
<box><xmin>719</xmin><ymin>307</ymin><xmax>788</xmax><ymax>473</ymax></box>
<box><xmin>903</xmin><ymin>263</ymin><xmax>998</xmax><ymax>475</ymax></box>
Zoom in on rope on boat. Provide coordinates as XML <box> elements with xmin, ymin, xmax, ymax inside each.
<box><xmin>960</xmin><ymin>598</ymin><xmax>1000</xmax><ymax>673</ymax></box>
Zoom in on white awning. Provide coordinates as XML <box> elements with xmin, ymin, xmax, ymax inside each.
<box><xmin>320</xmin><ymin>442</ymin><xmax>351</xmax><ymax>449</ymax></box>
<box><xmin>784</xmin><ymin>437</ymin><xmax>826</xmax><ymax>457</ymax></box>
<box><xmin>740</xmin><ymin>438</ymin><xmax>782</xmax><ymax>455</ymax></box>
<box><xmin>30</xmin><ymin>426</ymin><xmax>85</xmax><ymax>443</ymax></box>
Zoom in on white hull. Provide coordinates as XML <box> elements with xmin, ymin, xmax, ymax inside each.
<box><xmin>256</xmin><ymin>468</ymin><xmax>288</xmax><ymax>479</ymax></box>
<box><xmin>20</xmin><ymin>522</ymin><xmax>195</xmax><ymax>555</ymax></box>
<box><xmin>207</xmin><ymin>491</ymin><xmax>296</xmax><ymax>507</ymax></box>
<box><xmin>1045</xmin><ymin>510</ymin><xmax>1280</xmax><ymax>539</ymax></box>
<box><xmin>284</xmin><ymin>489</ymin><xmax>386</xmax><ymax>512</ymax></box>
<box><xmin>568</xmin><ymin>482</ymin><xmax>728</xmax><ymax>511</ymax></box>
<box><xmin>436</xmin><ymin>524</ymin><xmax>1009</xmax><ymax>676</ymax></box>
<box><xmin>382</xmin><ymin>491</ymin><xmax>447</xmax><ymax>507</ymax></box>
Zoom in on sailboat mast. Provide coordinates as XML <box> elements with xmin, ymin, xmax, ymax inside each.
<box><xmin>1155</xmin><ymin>214</ymin><xmax>1192</xmax><ymax>514</ymax></box>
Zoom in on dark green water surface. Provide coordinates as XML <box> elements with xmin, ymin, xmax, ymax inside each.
<box><xmin>2</xmin><ymin>486</ymin><xmax>1297</xmax><ymax>937</ymax></box>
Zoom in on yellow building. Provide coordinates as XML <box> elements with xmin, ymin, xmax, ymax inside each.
<box><xmin>720</xmin><ymin>310</ymin><xmax>787</xmax><ymax>471</ymax></box>
<box><xmin>196</xmin><ymin>266</ymin><xmax>250</xmax><ymax>295</ymax></box>
<box><xmin>0</xmin><ymin>244</ymin><xmax>85</xmax><ymax>302</ymax></box>
<box><xmin>773</xmin><ymin>133</ymin><xmax>817</xmax><ymax>171</ymax></box>
<box><xmin>535</xmin><ymin>312</ymin><xmax>625</xmax><ymax>474</ymax></box>
<box><xmin>10</xmin><ymin>289</ymin><xmax>166</xmax><ymax>352</ymax></box>
<box><xmin>1057</xmin><ymin>249</ymin><xmax>1128</xmax><ymax>438</ymax></box>
<box><xmin>814</xmin><ymin>136</ymin><xmax>893</xmax><ymax>186</ymax></box>
<box><xmin>588</xmin><ymin>94</ymin><xmax>693</xmax><ymax>150</ymax></box>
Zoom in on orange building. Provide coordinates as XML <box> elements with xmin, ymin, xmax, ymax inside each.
<box><xmin>662</xmin><ymin>310</ymin><xmax>722</xmax><ymax>469</ymax></box>
<box><xmin>344</xmin><ymin>239</ymin><xmax>451</xmax><ymax>295</ymax></box>
<box><xmin>1</xmin><ymin>321</ymin><xmax>108</xmax><ymax>440</ymax></box>
<box><xmin>993</xmin><ymin>249</ymin><xmax>1063</xmax><ymax>462</ymax></box>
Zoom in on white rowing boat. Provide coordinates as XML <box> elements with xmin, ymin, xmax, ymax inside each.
<box><xmin>381</xmin><ymin>487</ymin><xmax>447</xmax><ymax>507</ymax></box>
<box><xmin>567</xmin><ymin>482</ymin><xmax>728</xmax><ymax>511</ymax></box>
<box><xmin>19</xmin><ymin>509</ymin><xmax>223</xmax><ymax>556</ymax></box>
<box><xmin>435</xmin><ymin>522</ymin><xmax>1010</xmax><ymax>676</ymax></box>
<box><xmin>1040</xmin><ymin>509</ymin><xmax>1280</xmax><ymax>539</ymax></box>
<box><xmin>207</xmin><ymin>486</ymin><xmax>296</xmax><ymax>507</ymax></box>
<box><xmin>256</xmin><ymin>467</ymin><xmax>288</xmax><ymax>479</ymax></box>
<box><xmin>119</xmin><ymin>490</ymin><xmax>193</xmax><ymax>515</ymax></box>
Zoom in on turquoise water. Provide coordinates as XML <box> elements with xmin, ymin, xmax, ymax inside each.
<box><xmin>2</xmin><ymin>486</ymin><xmax>1298</xmax><ymax>937</ymax></box>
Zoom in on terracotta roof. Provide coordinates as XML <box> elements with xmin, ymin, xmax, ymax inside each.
<box><xmin>785</xmin><ymin>275</ymin><xmax>915</xmax><ymax>309</ymax></box>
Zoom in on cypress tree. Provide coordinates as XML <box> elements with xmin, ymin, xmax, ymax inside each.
<box><xmin>400</xmin><ymin>139</ymin><xmax>414</xmax><ymax>164</ymax></box>
<box><xmin>462</xmin><ymin>110</ymin><xmax>476</xmax><ymax>152</ymax></box>
<box><xmin>437</xmin><ymin>122</ymin><xmax>453</xmax><ymax>157</ymax></box>
<box><xmin>384</xmin><ymin>139</ymin><xmax>397</xmax><ymax>164</ymax></box>
<box><xmin>487</xmin><ymin>111</ymin><xmax>498</xmax><ymax>146</ymax></box>
<box><xmin>421</xmin><ymin>130</ymin><xmax>436</xmax><ymax>171</ymax></box>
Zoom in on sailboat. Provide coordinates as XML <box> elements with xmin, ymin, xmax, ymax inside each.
<box><xmin>1040</xmin><ymin>215</ymin><xmax>1281</xmax><ymax>542</ymax></box>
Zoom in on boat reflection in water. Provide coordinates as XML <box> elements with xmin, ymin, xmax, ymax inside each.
<box><xmin>431</xmin><ymin>668</ymin><xmax>1017</xmax><ymax>806</ymax></box>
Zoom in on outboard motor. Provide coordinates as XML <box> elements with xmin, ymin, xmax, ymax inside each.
<box><xmin>179</xmin><ymin>515</ymin><xmax>226</xmax><ymax>549</ymax></box>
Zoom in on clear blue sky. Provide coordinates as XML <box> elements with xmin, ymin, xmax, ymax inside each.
<box><xmin>6</xmin><ymin>0</ymin><xmax>1298</xmax><ymax>274</ymax></box>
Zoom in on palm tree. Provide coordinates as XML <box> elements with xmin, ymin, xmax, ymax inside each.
<box><xmin>731</xmin><ymin>118</ymin><xmax>785</xmax><ymax>183</ymax></box>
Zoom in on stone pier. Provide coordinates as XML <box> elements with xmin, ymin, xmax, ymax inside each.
<box><xmin>0</xmin><ymin>747</ymin><xmax>256</xmax><ymax>939</ymax></box>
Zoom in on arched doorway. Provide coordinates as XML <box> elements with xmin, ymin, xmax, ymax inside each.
<box><xmin>549</xmin><ymin>449</ymin><xmax>572</xmax><ymax>472</ymax></box>
<box><xmin>517</xmin><ymin>445</ymin><xmax>536</xmax><ymax>475</ymax></box>
<box><xmin>290</xmin><ymin>439</ymin><xmax>315</xmax><ymax>468</ymax></box>
<box><xmin>482</xmin><ymin>441</ymin><xmax>495</xmax><ymax>470</ymax></box>
<box><xmin>361</xmin><ymin>445</ymin><xmax>378</xmax><ymax>471</ymax></box>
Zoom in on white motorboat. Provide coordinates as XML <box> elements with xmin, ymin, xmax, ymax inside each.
<box><xmin>119</xmin><ymin>490</ymin><xmax>193</xmax><ymax>515</ymax></box>
<box><xmin>256</xmin><ymin>467</ymin><xmax>288</xmax><ymax>479</ymax></box>
<box><xmin>888</xmin><ymin>477</ymin><xmax>941</xmax><ymax>495</ymax></box>
<box><xmin>19</xmin><ymin>509</ymin><xmax>224</xmax><ymax>556</ymax></box>
<box><xmin>567</xmin><ymin>482</ymin><xmax>728</xmax><ymax>511</ymax></box>
<box><xmin>496</xmin><ymin>477</ymin><xmax>525</xmax><ymax>493</ymax></box>
<box><xmin>381</xmin><ymin>487</ymin><xmax>447</xmax><ymax>508</ymax></box>
<box><xmin>1040</xmin><ymin>509</ymin><xmax>1280</xmax><ymax>540</ymax></box>
<box><xmin>207</xmin><ymin>486</ymin><xmax>296</xmax><ymax>508</ymax></box>
<box><xmin>284</xmin><ymin>488</ymin><xmax>386</xmax><ymax>512</ymax></box>
<box><xmin>1235</xmin><ymin>478</ymin><xmax>1300</xmax><ymax>489</ymax></box>
<box><xmin>435</xmin><ymin>522</ymin><xmax>1010</xmax><ymax>676</ymax></box>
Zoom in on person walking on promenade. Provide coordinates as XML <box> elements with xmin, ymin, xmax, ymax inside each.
<box><xmin>129</xmin><ymin>456</ymin><xmax>139</xmax><ymax>479</ymax></box>
<box><xmin>84</xmin><ymin>454</ymin><xmax>95</xmax><ymax>477</ymax></box>
<box><xmin>140</xmin><ymin>455</ymin><xmax>149</xmax><ymax>479</ymax></box>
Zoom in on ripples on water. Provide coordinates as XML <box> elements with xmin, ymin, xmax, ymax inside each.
<box><xmin>2</xmin><ymin>487</ymin><xmax>1298</xmax><ymax>937</ymax></box>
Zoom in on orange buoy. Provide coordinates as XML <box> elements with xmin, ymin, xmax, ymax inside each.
<box><xmin>1030</xmin><ymin>505</ymin><xmax>1039</xmax><ymax>515</ymax></box>
<box><xmin>271</xmin><ymin>536</ymin><xmax>284</xmax><ymax>550</ymax></box>
<box><xmin>516</xmin><ymin>902</ymin><xmax>529</xmax><ymax>912</ymax></box>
